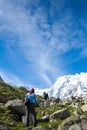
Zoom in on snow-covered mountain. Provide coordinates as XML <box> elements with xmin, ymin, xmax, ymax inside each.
<box><xmin>36</xmin><ymin>72</ymin><xmax>87</xmax><ymax>100</ymax></box>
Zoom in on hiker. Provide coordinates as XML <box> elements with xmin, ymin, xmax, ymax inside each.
<box><xmin>25</xmin><ymin>88</ymin><xmax>37</xmax><ymax>127</ymax></box>
<box><xmin>43</xmin><ymin>92</ymin><xmax>49</xmax><ymax>107</ymax></box>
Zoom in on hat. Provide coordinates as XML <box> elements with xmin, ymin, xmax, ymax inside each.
<box><xmin>30</xmin><ymin>88</ymin><xmax>35</xmax><ymax>93</ymax></box>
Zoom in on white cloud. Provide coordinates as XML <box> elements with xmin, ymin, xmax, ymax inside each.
<box><xmin>40</xmin><ymin>72</ymin><xmax>52</xmax><ymax>87</ymax></box>
<box><xmin>0</xmin><ymin>69</ymin><xmax>24</xmax><ymax>86</ymax></box>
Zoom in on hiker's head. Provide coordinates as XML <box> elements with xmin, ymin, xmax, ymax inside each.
<box><xmin>30</xmin><ymin>88</ymin><xmax>35</xmax><ymax>93</ymax></box>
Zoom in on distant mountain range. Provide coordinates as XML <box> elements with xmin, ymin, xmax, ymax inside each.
<box><xmin>36</xmin><ymin>72</ymin><xmax>87</xmax><ymax>100</ymax></box>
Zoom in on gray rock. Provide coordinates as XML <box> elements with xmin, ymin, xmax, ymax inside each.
<box><xmin>0</xmin><ymin>125</ymin><xmax>10</xmax><ymax>130</ymax></box>
<box><xmin>42</xmin><ymin>114</ymin><xmax>49</xmax><ymax>121</ymax></box>
<box><xmin>81</xmin><ymin>104</ymin><xmax>87</xmax><ymax>112</ymax></box>
<box><xmin>32</xmin><ymin>126</ymin><xmax>47</xmax><ymax>130</ymax></box>
<box><xmin>5</xmin><ymin>99</ymin><xmax>25</xmax><ymax>115</ymax></box>
<box><xmin>58</xmin><ymin>115</ymin><xmax>87</xmax><ymax>130</ymax></box>
<box><xmin>69</xmin><ymin>124</ymin><xmax>82</xmax><ymax>130</ymax></box>
<box><xmin>50</xmin><ymin>108</ymin><xmax>70</xmax><ymax>120</ymax></box>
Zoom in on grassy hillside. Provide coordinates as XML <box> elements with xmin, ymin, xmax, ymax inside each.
<box><xmin>0</xmin><ymin>81</ymin><xmax>26</xmax><ymax>103</ymax></box>
<box><xmin>0</xmin><ymin>81</ymin><xmax>28</xmax><ymax>130</ymax></box>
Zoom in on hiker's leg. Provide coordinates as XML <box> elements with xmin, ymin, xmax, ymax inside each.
<box><xmin>33</xmin><ymin>111</ymin><xmax>37</xmax><ymax>126</ymax></box>
<box><xmin>25</xmin><ymin>107</ymin><xmax>30</xmax><ymax>126</ymax></box>
<box><xmin>31</xmin><ymin>106</ymin><xmax>37</xmax><ymax>126</ymax></box>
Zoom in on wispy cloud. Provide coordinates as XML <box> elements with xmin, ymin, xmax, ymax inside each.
<box><xmin>0</xmin><ymin>0</ymin><xmax>87</xmax><ymax>88</ymax></box>
<box><xmin>0</xmin><ymin>69</ymin><xmax>24</xmax><ymax>86</ymax></box>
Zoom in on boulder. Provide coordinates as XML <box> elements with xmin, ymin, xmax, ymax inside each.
<box><xmin>58</xmin><ymin>115</ymin><xmax>87</xmax><ymax>130</ymax></box>
<box><xmin>5</xmin><ymin>99</ymin><xmax>26</xmax><ymax>115</ymax></box>
<box><xmin>81</xmin><ymin>104</ymin><xmax>87</xmax><ymax>112</ymax></box>
<box><xmin>68</xmin><ymin>124</ymin><xmax>82</xmax><ymax>130</ymax></box>
<box><xmin>32</xmin><ymin>126</ymin><xmax>47</xmax><ymax>130</ymax></box>
<box><xmin>50</xmin><ymin>108</ymin><xmax>70</xmax><ymax>120</ymax></box>
<box><xmin>0</xmin><ymin>125</ymin><xmax>10</xmax><ymax>130</ymax></box>
<box><xmin>42</xmin><ymin>114</ymin><xmax>50</xmax><ymax>121</ymax></box>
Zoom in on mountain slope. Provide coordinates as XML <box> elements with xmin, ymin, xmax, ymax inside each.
<box><xmin>0</xmin><ymin>81</ymin><xmax>26</xmax><ymax>103</ymax></box>
<box><xmin>48</xmin><ymin>72</ymin><xmax>87</xmax><ymax>99</ymax></box>
<box><xmin>0</xmin><ymin>75</ymin><xmax>4</xmax><ymax>82</ymax></box>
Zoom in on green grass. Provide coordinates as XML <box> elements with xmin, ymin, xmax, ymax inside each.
<box><xmin>0</xmin><ymin>81</ymin><xmax>26</xmax><ymax>103</ymax></box>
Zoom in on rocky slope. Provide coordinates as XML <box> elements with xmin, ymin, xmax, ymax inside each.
<box><xmin>1</xmin><ymin>81</ymin><xmax>87</xmax><ymax>130</ymax></box>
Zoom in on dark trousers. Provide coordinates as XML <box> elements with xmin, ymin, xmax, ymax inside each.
<box><xmin>25</xmin><ymin>103</ymin><xmax>37</xmax><ymax>126</ymax></box>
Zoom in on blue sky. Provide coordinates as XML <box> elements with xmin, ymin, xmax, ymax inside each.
<box><xmin>0</xmin><ymin>0</ymin><xmax>87</xmax><ymax>89</ymax></box>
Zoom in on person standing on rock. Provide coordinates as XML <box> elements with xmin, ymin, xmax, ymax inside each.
<box><xmin>24</xmin><ymin>88</ymin><xmax>37</xmax><ymax>127</ymax></box>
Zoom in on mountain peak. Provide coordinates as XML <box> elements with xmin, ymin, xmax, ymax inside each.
<box><xmin>48</xmin><ymin>72</ymin><xmax>87</xmax><ymax>99</ymax></box>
